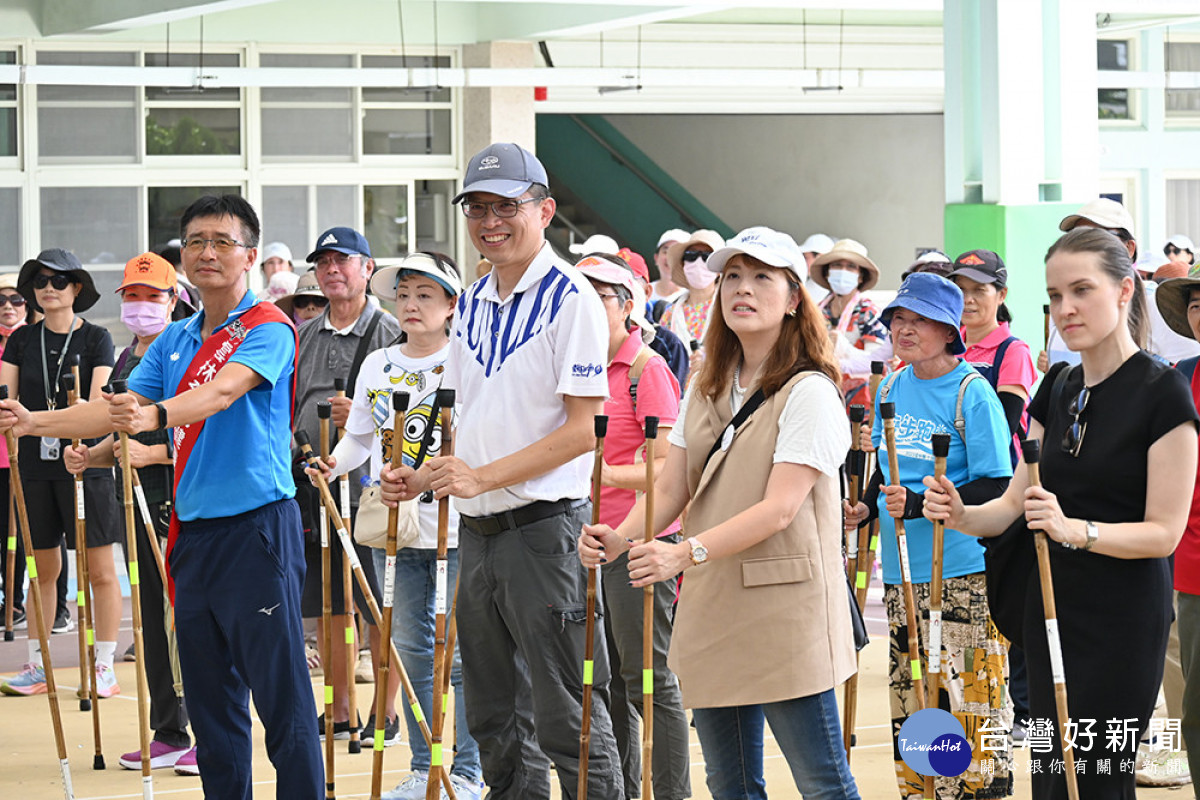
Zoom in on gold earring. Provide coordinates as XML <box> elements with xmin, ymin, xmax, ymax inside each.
<box><xmin>787</xmin><ymin>307</ymin><xmax>797</xmax><ymax>317</ymax></box>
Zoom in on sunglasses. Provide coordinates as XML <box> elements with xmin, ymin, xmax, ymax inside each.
<box><xmin>1061</xmin><ymin>386</ymin><xmax>1089</xmax><ymax>458</ymax></box>
<box><xmin>682</xmin><ymin>250</ymin><xmax>710</xmax><ymax>262</ymax></box>
<box><xmin>294</xmin><ymin>296</ymin><xmax>329</xmax><ymax>311</ymax></box>
<box><xmin>32</xmin><ymin>273</ymin><xmax>76</xmax><ymax>291</ymax></box>
<box><xmin>0</xmin><ymin>293</ymin><xmax>26</xmax><ymax>308</ymax></box>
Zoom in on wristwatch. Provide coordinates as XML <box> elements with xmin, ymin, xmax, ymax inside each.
<box><xmin>154</xmin><ymin>402</ymin><xmax>168</xmax><ymax>431</ymax></box>
<box><xmin>686</xmin><ymin>537</ymin><xmax>709</xmax><ymax>567</ymax></box>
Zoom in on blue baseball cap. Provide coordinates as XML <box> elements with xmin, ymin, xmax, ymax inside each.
<box><xmin>452</xmin><ymin>142</ymin><xmax>549</xmax><ymax>203</ymax></box>
<box><xmin>306</xmin><ymin>227</ymin><xmax>372</xmax><ymax>263</ymax></box>
<box><xmin>880</xmin><ymin>272</ymin><xmax>966</xmax><ymax>355</ymax></box>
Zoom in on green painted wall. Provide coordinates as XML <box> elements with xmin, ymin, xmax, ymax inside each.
<box><xmin>944</xmin><ymin>202</ymin><xmax>1076</xmax><ymax>379</ymax></box>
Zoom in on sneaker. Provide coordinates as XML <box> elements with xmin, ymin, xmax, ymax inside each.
<box><xmin>1011</xmin><ymin>721</ymin><xmax>1027</xmax><ymax>743</ymax></box>
<box><xmin>94</xmin><ymin>663</ymin><xmax>120</xmax><ymax>699</ymax></box>
<box><xmin>52</xmin><ymin>610</ymin><xmax>74</xmax><ymax>635</ymax></box>
<box><xmin>1135</xmin><ymin>743</ymin><xmax>1191</xmax><ymax>787</ymax></box>
<box><xmin>355</xmin><ymin>650</ymin><xmax>375</xmax><ymax>684</ymax></box>
<box><xmin>361</xmin><ymin>713</ymin><xmax>401</xmax><ymax>747</ymax></box>
<box><xmin>173</xmin><ymin>746</ymin><xmax>199</xmax><ymax>776</ymax></box>
<box><xmin>449</xmin><ymin>774</ymin><xmax>485</xmax><ymax>800</ymax></box>
<box><xmin>0</xmin><ymin>662</ymin><xmax>47</xmax><ymax>696</ymax></box>
<box><xmin>317</xmin><ymin>712</ymin><xmax>360</xmax><ymax>741</ymax></box>
<box><xmin>382</xmin><ymin>772</ymin><xmax>430</xmax><ymax>800</ymax></box>
<box><xmin>119</xmin><ymin>740</ymin><xmax>190</xmax><ymax>770</ymax></box>
<box><xmin>123</xmin><ymin>643</ymin><xmax>136</xmax><ymax>662</ymax></box>
<box><xmin>0</xmin><ymin>605</ymin><xmax>24</xmax><ymax>630</ymax></box>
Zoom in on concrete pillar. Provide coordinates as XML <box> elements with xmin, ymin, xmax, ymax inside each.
<box><xmin>461</xmin><ymin>41</ymin><xmax>538</xmax><ymax>161</ymax></box>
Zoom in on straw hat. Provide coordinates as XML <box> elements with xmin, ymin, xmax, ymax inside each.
<box><xmin>1155</xmin><ymin>276</ymin><xmax>1200</xmax><ymax>340</ymax></box>
<box><xmin>667</xmin><ymin>230</ymin><xmax>726</xmax><ymax>288</ymax></box>
<box><xmin>275</xmin><ymin>271</ymin><xmax>324</xmax><ymax>317</ymax></box>
<box><xmin>809</xmin><ymin>239</ymin><xmax>879</xmax><ymax>292</ymax></box>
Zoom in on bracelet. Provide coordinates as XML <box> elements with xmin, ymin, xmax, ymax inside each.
<box><xmin>154</xmin><ymin>402</ymin><xmax>168</xmax><ymax>431</ymax></box>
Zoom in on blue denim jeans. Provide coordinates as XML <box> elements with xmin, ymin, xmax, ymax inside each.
<box><xmin>373</xmin><ymin>547</ymin><xmax>481</xmax><ymax>783</ymax></box>
<box><xmin>692</xmin><ymin>689</ymin><xmax>861</xmax><ymax>800</ymax></box>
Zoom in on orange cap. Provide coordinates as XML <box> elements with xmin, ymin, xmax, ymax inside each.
<box><xmin>117</xmin><ymin>252</ymin><xmax>178</xmax><ymax>293</ymax></box>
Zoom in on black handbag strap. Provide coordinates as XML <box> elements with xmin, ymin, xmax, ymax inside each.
<box><xmin>702</xmin><ymin>388</ymin><xmax>768</xmax><ymax>473</ymax></box>
<box><xmin>346</xmin><ymin>307</ymin><xmax>386</xmax><ymax>396</ymax></box>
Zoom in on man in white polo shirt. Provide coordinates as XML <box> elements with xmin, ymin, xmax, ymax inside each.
<box><xmin>381</xmin><ymin>142</ymin><xmax>621</xmax><ymax>799</ymax></box>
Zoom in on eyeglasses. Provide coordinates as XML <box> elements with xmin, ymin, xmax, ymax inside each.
<box><xmin>294</xmin><ymin>296</ymin><xmax>329</xmax><ymax>311</ymax></box>
<box><xmin>182</xmin><ymin>238</ymin><xmax>250</xmax><ymax>254</ymax></box>
<box><xmin>1061</xmin><ymin>386</ymin><xmax>1090</xmax><ymax>458</ymax></box>
<box><xmin>314</xmin><ymin>252</ymin><xmax>362</xmax><ymax>270</ymax></box>
<box><xmin>461</xmin><ymin>198</ymin><xmax>539</xmax><ymax>219</ymax></box>
<box><xmin>32</xmin><ymin>273</ymin><xmax>75</xmax><ymax>291</ymax></box>
<box><xmin>595</xmin><ymin>293</ymin><xmax>621</xmax><ymax>302</ymax></box>
<box><xmin>682</xmin><ymin>250</ymin><xmax>710</xmax><ymax>262</ymax></box>
<box><xmin>1167</xmin><ymin>245</ymin><xmax>1190</xmax><ymax>256</ymax></box>
<box><xmin>0</xmin><ymin>293</ymin><xmax>26</xmax><ymax>308</ymax></box>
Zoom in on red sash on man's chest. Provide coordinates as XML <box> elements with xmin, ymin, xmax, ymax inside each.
<box><xmin>164</xmin><ymin>302</ymin><xmax>296</xmax><ymax>601</ymax></box>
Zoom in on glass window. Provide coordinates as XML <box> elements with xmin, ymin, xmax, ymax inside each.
<box><xmin>0</xmin><ymin>187</ymin><xmax>19</xmax><ymax>266</ymax></box>
<box><xmin>0</xmin><ymin>51</ymin><xmax>15</xmax><ymax>158</ymax></box>
<box><xmin>364</xmin><ymin>186</ymin><xmax>409</xmax><ymax>259</ymax></box>
<box><xmin>262</xmin><ymin>186</ymin><xmax>309</xmax><ymax>261</ymax></box>
<box><xmin>41</xmin><ymin>187</ymin><xmax>138</xmax><ymax>265</ymax></box>
<box><xmin>363</xmin><ymin>109</ymin><xmax>451</xmax><ymax>155</ymax></box>
<box><xmin>415</xmin><ymin>180</ymin><xmax>455</xmax><ymax>257</ymax></box>
<box><xmin>1098</xmin><ymin>40</ymin><xmax>1132</xmax><ymax>121</ymax></box>
<box><xmin>1167</xmin><ymin>42</ymin><xmax>1200</xmax><ymax>117</ymax></box>
<box><xmin>37</xmin><ymin>52</ymin><xmax>138</xmax><ymax>162</ymax></box>
<box><xmin>261</xmin><ymin>54</ymin><xmax>353</xmax><ymax>160</ymax></box>
<box><xmin>1167</xmin><ymin>180</ymin><xmax>1200</xmax><ymax>245</ymax></box>
<box><xmin>362</xmin><ymin>55</ymin><xmax>452</xmax><ymax>103</ymax></box>
<box><xmin>147</xmin><ymin>185</ymin><xmax>241</xmax><ymax>251</ymax></box>
<box><xmin>145</xmin><ymin>52</ymin><xmax>241</xmax><ymax>156</ymax></box>
<box><xmin>317</xmin><ymin>186</ymin><xmax>357</xmax><ymax>234</ymax></box>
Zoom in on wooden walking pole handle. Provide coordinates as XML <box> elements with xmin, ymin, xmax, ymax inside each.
<box><xmin>1021</xmin><ymin>439</ymin><xmax>1080</xmax><ymax>800</ymax></box>
<box><xmin>927</xmin><ymin>433</ymin><xmax>951</xmax><ymax>711</ymax></box>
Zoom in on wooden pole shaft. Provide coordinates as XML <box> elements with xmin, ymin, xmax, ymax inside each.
<box><xmin>578</xmin><ymin>416</ymin><xmax>607</xmax><ymax>800</ymax></box>
<box><xmin>334</xmin><ymin>386</ymin><xmax>361</xmax><ymax>757</ymax></box>
<box><xmin>317</xmin><ymin>411</ymin><xmax>336</xmax><ymax>799</ymax></box>
<box><xmin>641</xmin><ymin>421</ymin><xmax>657</xmax><ymax>800</ymax></box>
<box><xmin>4</xmin><ymin>481</ymin><xmax>15</xmax><ymax>641</ymax></box>
<box><xmin>426</xmin><ymin>399</ymin><xmax>454</xmax><ymax>800</ymax></box>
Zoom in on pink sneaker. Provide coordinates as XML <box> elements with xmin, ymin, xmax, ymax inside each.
<box><xmin>94</xmin><ymin>663</ymin><xmax>120</xmax><ymax>699</ymax></box>
<box><xmin>174</xmin><ymin>746</ymin><xmax>199</xmax><ymax>776</ymax></box>
<box><xmin>119</xmin><ymin>740</ymin><xmax>189</xmax><ymax>770</ymax></box>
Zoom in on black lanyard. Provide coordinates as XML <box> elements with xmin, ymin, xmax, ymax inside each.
<box><xmin>41</xmin><ymin>316</ymin><xmax>77</xmax><ymax>412</ymax></box>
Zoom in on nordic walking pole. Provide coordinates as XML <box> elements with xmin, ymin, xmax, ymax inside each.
<box><xmin>333</xmin><ymin>379</ymin><xmax>362</xmax><ymax>755</ymax></box>
<box><xmin>129</xmin><ymin>468</ymin><xmax>182</xmax><ymax>702</ymax></box>
<box><xmin>370</xmin><ymin>391</ymin><xmax>409</xmax><ymax>800</ymax></box>
<box><xmin>426</xmin><ymin>389</ymin><xmax>455</xmax><ymax>800</ymax></box>
<box><xmin>927</xmin><ymin>434</ymin><xmax>951</xmax><ymax>713</ymax></box>
<box><xmin>880</xmin><ymin>401</ymin><xmax>932</xmax><ymax>800</ymax></box>
<box><xmin>63</xmin><ymin>372</ymin><xmax>102</xmax><ymax>769</ymax></box>
<box><xmin>316</xmin><ymin>401</ymin><xmax>337</xmax><ymax>799</ymax></box>
<box><xmin>4</xmin><ymin>479</ymin><xmax>14</xmax><ymax>641</ymax></box>
<box><xmin>641</xmin><ymin>416</ymin><xmax>659</xmax><ymax>800</ymax></box>
<box><xmin>1043</xmin><ymin>304</ymin><xmax>1051</xmax><ymax>351</ymax></box>
<box><xmin>578</xmin><ymin>415</ymin><xmax>608</xmax><ymax>800</ymax></box>
<box><xmin>859</xmin><ymin>361</ymin><xmax>887</xmax><ymax>601</ymax></box>
<box><xmin>842</xmin><ymin>403</ymin><xmax>867</xmax><ymax>760</ymax></box>
<box><xmin>1022</xmin><ymin>439</ymin><xmax>1080</xmax><ymax>800</ymax></box>
<box><xmin>111</xmin><ymin>380</ymin><xmax>155</xmax><ymax>799</ymax></box>
<box><xmin>295</xmin><ymin>431</ymin><xmax>459</xmax><ymax>800</ymax></box>
<box><xmin>1</xmin><ymin>386</ymin><xmax>75</xmax><ymax>798</ymax></box>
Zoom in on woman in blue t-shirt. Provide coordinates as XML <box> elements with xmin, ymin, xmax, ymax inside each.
<box><xmin>845</xmin><ymin>272</ymin><xmax>1014</xmax><ymax>799</ymax></box>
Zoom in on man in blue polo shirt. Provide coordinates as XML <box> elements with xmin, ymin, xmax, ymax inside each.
<box><xmin>0</xmin><ymin>194</ymin><xmax>322</xmax><ymax>800</ymax></box>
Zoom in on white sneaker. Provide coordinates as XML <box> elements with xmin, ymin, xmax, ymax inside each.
<box><xmin>449</xmin><ymin>774</ymin><xmax>485</xmax><ymax>800</ymax></box>
<box><xmin>94</xmin><ymin>663</ymin><xmax>120</xmax><ymax>699</ymax></box>
<box><xmin>382</xmin><ymin>772</ymin><xmax>430</xmax><ymax>800</ymax></box>
<box><xmin>1136</xmin><ymin>744</ymin><xmax>1191</xmax><ymax>787</ymax></box>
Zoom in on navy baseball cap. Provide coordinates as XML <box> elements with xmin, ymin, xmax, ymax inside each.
<box><xmin>452</xmin><ymin>143</ymin><xmax>549</xmax><ymax>204</ymax></box>
<box><xmin>880</xmin><ymin>272</ymin><xmax>966</xmax><ymax>355</ymax></box>
<box><xmin>306</xmin><ymin>227</ymin><xmax>372</xmax><ymax>263</ymax></box>
<box><xmin>949</xmin><ymin>249</ymin><xmax>1008</xmax><ymax>288</ymax></box>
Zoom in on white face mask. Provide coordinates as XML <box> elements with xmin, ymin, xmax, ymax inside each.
<box><xmin>682</xmin><ymin>258</ymin><xmax>717</xmax><ymax>290</ymax></box>
<box><xmin>826</xmin><ymin>269</ymin><xmax>860</xmax><ymax>296</ymax></box>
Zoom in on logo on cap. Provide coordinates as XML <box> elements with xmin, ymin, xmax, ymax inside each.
<box><xmin>321</xmin><ymin>233</ymin><xmax>338</xmax><ymax>246</ymax></box>
<box><xmin>959</xmin><ymin>253</ymin><xmax>986</xmax><ymax>266</ymax></box>
<box><xmin>479</xmin><ymin>155</ymin><xmax>501</xmax><ymax>170</ymax></box>
<box><xmin>136</xmin><ymin>256</ymin><xmax>153</xmax><ymax>273</ymax></box>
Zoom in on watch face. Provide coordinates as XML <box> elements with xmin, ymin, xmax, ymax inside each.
<box><xmin>690</xmin><ymin>539</ymin><xmax>708</xmax><ymax>564</ymax></box>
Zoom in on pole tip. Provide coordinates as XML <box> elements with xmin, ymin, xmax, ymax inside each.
<box><xmin>348</xmin><ymin>741</ymin><xmax>361</xmax><ymax>754</ymax></box>
<box><xmin>2</xmin><ymin>631</ymin><xmax>12</xmax><ymax>641</ymax></box>
<box><xmin>879</xmin><ymin>401</ymin><xmax>895</xmax><ymax>420</ymax></box>
<box><xmin>1020</xmin><ymin>438</ymin><xmax>1041</xmax><ymax>464</ymax></box>
<box><xmin>79</xmin><ymin>698</ymin><xmax>90</xmax><ymax>712</ymax></box>
<box><xmin>931</xmin><ymin>433</ymin><xmax>951</xmax><ymax>458</ymax></box>
<box><xmin>871</xmin><ymin>360</ymin><xmax>885</xmax><ymax>375</ymax></box>
<box><xmin>436</xmin><ymin>388</ymin><xmax>456</xmax><ymax>407</ymax></box>
<box><xmin>645</xmin><ymin>416</ymin><xmax>659</xmax><ymax>438</ymax></box>
<box><xmin>316</xmin><ymin>400</ymin><xmax>331</xmax><ymax>419</ymax></box>
<box><xmin>111</xmin><ymin>378</ymin><xmax>127</xmax><ymax>394</ymax></box>
<box><xmin>93</xmin><ymin>754</ymin><xmax>105</xmax><ymax>769</ymax></box>
<box><xmin>594</xmin><ymin>415</ymin><xmax>608</xmax><ymax>438</ymax></box>
<box><xmin>393</xmin><ymin>391</ymin><xmax>410</xmax><ymax>412</ymax></box>
<box><xmin>849</xmin><ymin>404</ymin><xmax>865</xmax><ymax>423</ymax></box>
<box><xmin>334</xmin><ymin>377</ymin><xmax>345</xmax><ymax>392</ymax></box>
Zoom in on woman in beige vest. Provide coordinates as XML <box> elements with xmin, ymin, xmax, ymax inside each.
<box><xmin>580</xmin><ymin>226</ymin><xmax>860</xmax><ymax>799</ymax></box>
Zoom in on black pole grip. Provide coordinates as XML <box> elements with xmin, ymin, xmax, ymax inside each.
<box><xmin>294</xmin><ymin>430</ymin><xmax>312</xmax><ymax>453</ymax></box>
<box><xmin>871</xmin><ymin>360</ymin><xmax>885</xmax><ymax>375</ymax></box>
<box><xmin>594</xmin><ymin>415</ymin><xmax>608</xmax><ymax>438</ymax></box>
<box><xmin>68</xmin><ymin>353</ymin><xmax>79</xmax><ymax>368</ymax></box>
<box><xmin>645</xmin><ymin>416</ymin><xmax>659</xmax><ymax>439</ymax></box>
<box><xmin>1021</xmin><ymin>438</ymin><xmax>1041</xmax><ymax>465</ymax></box>
<box><xmin>393</xmin><ymin>391</ymin><xmax>410</xmax><ymax>413</ymax></box>
<box><xmin>61</xmin><ymin>373</ymin><xmax>75</xmax><ymax>393</ymax></box>
<box><xmin>879</xmin><ymin>401</ymin><xmax>896</xmax><ymax>420</ymax></box>
<box><xmin>0</xmin><ymin>386</ymin><xmax>8</xmax><ymax>400</ymax></box>
<box><xmin>1043</xmin><ymin>304</ymin><xmax>1050</xmax><ymax>315</ymax></box>
<box><xmin>849</xmin><ymin>404</ymin><xmax>865</xmax><ymax>423</ymax></box>
<box><xmin>689</xmin><ymin>340</ymin><xmax>700</xmax><ymax>353</ymax></box>
<box><xmin>436</xmin><ymin>388</ymin><xmax>456</xmax><ymax>407</ymax></box>
<box><xmin>316</xmin><ymin>400</ymin><xmax>331</xmax><ymax>419</ymax></box>
<box><xmin>334</xmin><ymin>378</ymin><xmax>346</xmax><ymax>393</ymax></box>
<box><xmin>111</xmin><ymin>379</ymin><xmax>128</xmax><ymax>394</ymax></box>
<box><xmin>931</xmin><ymin>433</ymin><xmax>951</xmax><ymax>458</ymax></box>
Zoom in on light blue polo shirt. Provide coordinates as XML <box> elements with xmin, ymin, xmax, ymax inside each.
<box><xmin>127</xmin><ymin>291</ymin><xmax>297</xmax><ymax>522</ymax></box>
